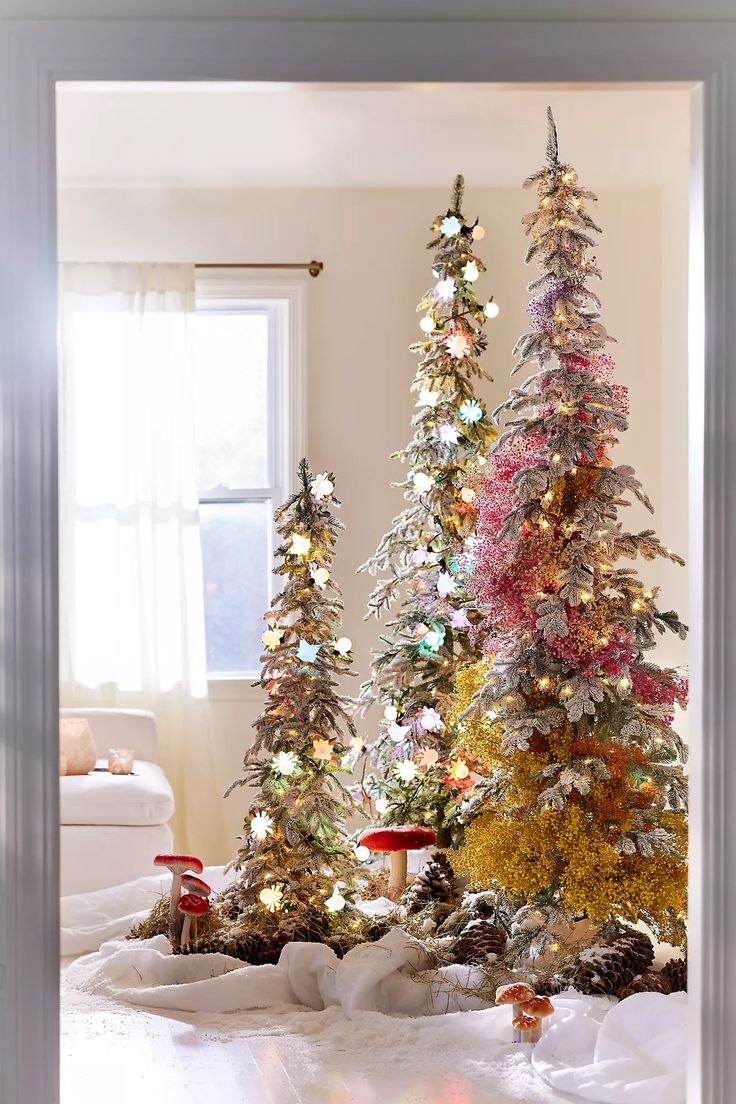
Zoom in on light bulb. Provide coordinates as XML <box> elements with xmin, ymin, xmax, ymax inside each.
<box><xmin>355</xmin><ymin>844</ymin><xmax>370</xmax><ymax>862</ymax></box>
<box><xmin>384</xmin><ymin>704</ymin><xmax>398</xmax><ymax>722</ymax></box>
<box><xmin>419</xmin><ymin>315</ymin><xmax>435</xmax><ymax>333</ymax></box>
<box><xmin>472</xmin><ymin>224</ymin><xmax>486</xmax><ymax>240</ymax></box>
<box><xmin>484</xmin><ymin>300</ymin><xmax>500</xmax><ymax>319</ymax></box>
<box><xmin>289</xmin><ymin>533</ymin><xmax>311</xmax><ymax>556</ymax></box>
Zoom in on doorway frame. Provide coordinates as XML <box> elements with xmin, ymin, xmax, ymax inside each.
<box><xmin>0</xmin><ymin>18</ymin><xmax>732</xmax><ymax>1104</ymax></box>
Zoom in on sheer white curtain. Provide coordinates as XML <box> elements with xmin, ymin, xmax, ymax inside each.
<box><xmin>59</xmin><ymin>263</ymin><xmax>228</xmax><ymax>863</ymax></box>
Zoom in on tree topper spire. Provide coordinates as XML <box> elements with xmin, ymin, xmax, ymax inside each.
<box><xmin>546</xmin><ymin>106</ymin><xmax>559</xmax><ymax>166</ymax></box>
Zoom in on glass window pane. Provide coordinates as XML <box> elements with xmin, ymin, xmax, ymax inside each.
<box><xmin>200</xmin><ymin>501</ymin><xmax>271</xmax><ymax>674</ymax></box>
<box><xmin>192</xmin><ymin>311</ymin><xmax>269</xmax><ymax>492</ymax></box>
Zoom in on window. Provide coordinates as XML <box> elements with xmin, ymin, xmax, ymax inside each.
<box><xmin>194</xmin><ymin>272</ymin><xmax>305</xmax><ymax>678</ymax></box>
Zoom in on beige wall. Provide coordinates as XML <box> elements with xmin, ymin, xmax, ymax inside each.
<box><xmin>58</xmin><ymin>183</ymin><xmax>689</xmax><ymax>843</ymax></box>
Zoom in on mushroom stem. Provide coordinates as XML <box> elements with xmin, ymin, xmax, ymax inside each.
<box><xmin>169</xmin><ymin>872</ymin><xmax>183</xmax><ymax>944</ymax></box>
<box><xmin>180</xmin><ymin>914</ymin><xmax>193</xmax><ymax>949</ymax></box>
<box><xmin>513</xmin><ymin>1019</ymin><xmax>542</xmax><ymax>1044</ymax></box>
<box><xmin>388</xmin><ymin>851</ymin><xmax>408</xmax><ymax>901</ymax></box>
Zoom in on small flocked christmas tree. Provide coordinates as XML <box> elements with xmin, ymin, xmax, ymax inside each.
<box><xmin>358</xmin><ymin>176</ymin><xmax>498</xmax><ymax>844</ymax></box>
<box><xmin>452</xmin><ymin>111</ymin><xmax>688</xmax><ymax>946</ymax></box>
<box><xmin>220</xmin><ymin>459</ymin><xmax>362</xmax><ymax>941</ymax></box>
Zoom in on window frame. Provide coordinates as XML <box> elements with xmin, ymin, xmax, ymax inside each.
<box><xmin>194</xmin><ymin>267</ymin><xmax>307</xmax><ymax>681</ymax></box>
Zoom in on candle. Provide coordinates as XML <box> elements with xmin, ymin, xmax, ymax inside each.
<box><xmin>108</xmin><ymin>748</ymin><xmax>135</xmax><ymax>775</ymax></box>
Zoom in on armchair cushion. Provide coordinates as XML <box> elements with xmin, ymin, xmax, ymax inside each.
<box><xmin>60</xmin><ymin>759</ymin><xmax>174</xmax><ymax>827</ymax></box>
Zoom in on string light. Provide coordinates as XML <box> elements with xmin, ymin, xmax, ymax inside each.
<box><xmin>419</xmin><ymin>315</ymin><xmax>435</xmax><ymax>333</ymax></box>
<box><xmin>484</xmin><ymin>300</ymin><xmax>500</xmax><ymax>319</ymax></box>
<box><xmin>325</xmin><ymin>882</ymin><xmax>347</xmax><ymax>912</ymax></box>
<box><xmin>259</xmin><ymin>884</ymin><xmax>284</xmax><ymax>912</ymax></box>
<box><xmin>288</xmin><ymin>532</ymin><xmax>311</xmax><ymax>557</ymax></box>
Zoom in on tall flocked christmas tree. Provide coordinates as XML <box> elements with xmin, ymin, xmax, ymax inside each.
<box><xmin>358</xmin><ymin>176</ymin><xmax>499</xmax><ymax>844</ymax></box>
<box><xmin>452</xmin><ymin>111</ymin><xmax>688</xmax><ymax>946</ymax></box>
<box><xmin>220</xmin><ymin>459</ymin><xmax>362</xmax><ymax>942</ymax></box>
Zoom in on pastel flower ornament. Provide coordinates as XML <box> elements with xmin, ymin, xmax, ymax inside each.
<box><xmin>434</xmin><ymin>276</ymin><xmax>456</xmax><ymax>301</ymax></box>
<box><xmin>271</xmin><ymin>750</ymin><xmax>299</xmax><ymax>777</ymax></box>
<box><xmin>416</xmin><ymin>388</ymin><xmax>441</xmax><ymax>409</ymax></box>
<box><xmin>310</xmin><ymin>472</ymin><xmax>334</xmax><ymax>500</ymax></box>
<box><xmin>463</xmin><ymin>260</ymin><xmax>480</xmax><ymax>283</ymax></box>
<box><xmin>450</xmin><ymin>606</ymin><xmax>471</xmax><ymax>630</ymax></box>
<box><xmin>411</xmin><ymin>546</ymin><xmax>429</xmax><ymax>565</ymax></box>
<box><xmin>419</xmin><ymin>707</ymin><xmax>443</xmax><ymax>733</ymax></box>
<box><xmin>259</xmin><ymin>884</ymin><xmax>284</xmax><ymax>912</ymax></box>
<box><xmin>412</xmin><ymin>471</ymin><xmax>435</xmax><ymax>494</ymax></box>
<box><xmin>445</xmin><ymin>332</ymin><xmax>472</xmax><ymax>360</ymax></box>
<box><xmin>440</xmin><ymin>214</ymin><xmax>462</xmax><ymax>237</ymax></box>
<box><xmin>262</xmin><ymin>627</ymin><xmax>284</xmax><ymax>652</ymax></box>
<box><xmin>458</xmin><ymin>398</ymin><xmax>483</xmax><ymax>424</ymax></box>
<box><xmin>437</xmin><ymin>571</ymin><xmax>457</xmax><ymax>598</ymax></box>
<box><xmin>395</xmin><ymin>759</ymin><xmax>418</xmax><ymax>783</ymax></box>
<box><xmin>438</xmin><ymin>423</ymin><xmax>461</xmax><ymax>445</ymax></box>
<box><xmin>418</xmin><ymin>747</ymin><xmax>440</xmax><ymax>769</ymax></box>
<box><xmin>250</xmin><ymin>811</ymin><xmax>274</xmax><ymax>840</ymax></box>
<box><xmin>312</xmin><ymin>737</ymin><xmax>334</xmax><ymax>761</ymax></box>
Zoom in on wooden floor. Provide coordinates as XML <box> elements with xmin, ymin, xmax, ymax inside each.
<box><xmin>61</xmin><ymin>985</ymin><xmax>565</xmax><ymax>1104</ymax></box>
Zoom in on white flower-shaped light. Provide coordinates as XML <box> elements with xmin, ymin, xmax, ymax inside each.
<box><xmin>310</xmin><ymin>472</ymin><xmax>334</xmax><ymax>500</ymax></box>
<box><xmin>419</xmin><ymin>706</ymin><xmax>443</xmax><ymax>733</ymax></box>
<box><xmin>262</xmin><ymin>627</ymin><xmax>284</xmax><ymax>652</ymax></box>
<box><xmin>434</xmin><ymin>276</ymin><xmax>456</xmax><ymax>301</ymax></box>
<box><xmin>438</xmin><ymin>423</ymin><xmax>460</xmax><ymax>445</ymax></box>
<box><xmin>250</xmin><ymin>811</ymin><xmax>274</xmax><ymax>840</ymax></box>
<box><xmin>288</xmin><ymin>532</ymin><xmax>311</xmax><ymax>556</ymax></box>
<box><xmin>440</xmin><ymin>215</ymin><xmax>462</xmax><ymax>237</ymax></box>
<box><xmin>311</xmin><ymin>565</ymin><xmax>330</xmax><ymax>589</ymax></box>
<box><xmin>437</xmin><ymin>571</ymin><xmax>457</xmax><ymax>598</ymax></box>
<box><xmin>259</xmin><ymin>884</ymin><xmax>284</xmax><ymax>912</ymax></box>
<box><xmin>325</xmin><ymin>882</ymin><xmax>347</xmax><ymax>913</ymax></box>
<box><xmin>334</xmin><ymin>636</ymin><xmax>352</xmax><ymax>657</ymax></box>
<box><xmin>271</xmin><ymin>750</ymin><xmax>299</xmax><ymax>777</ymax></box>
<box><xmin>445</xmin><ymin>333</ymin><xmax>472</xmax><ymax>360</ymax></box>
<box><xmin>463</xmin><ymin>260</ymin><xmax>480</xmax><ymax>283</ymax></box>
<box><xmin>395</xmin><ymin>759</ymin><xmax>418</xmax><ymax>783</ymax></box>
<box><xmin>412</xmin><ymin>471</ymin><xmax>435</xmax><ymax>494</ymax></box>
<box><xmin>416</xmin><ymin>388</ymin><xmax>440</xmax><ymax>409</ymax></box>
<box><xmin>411</xmin><ymin>546</ymin><xmax>428</xmax><ymax>565</ymax></box>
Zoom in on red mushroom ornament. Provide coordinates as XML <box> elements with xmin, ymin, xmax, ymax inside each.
<box><xmin>358</xmin><ymin>825</ymin><xmax>437</xmax><ymax>901</ymax></box>
<box><xmin>154</xmin><ymin>853</ymin><xmax>204</xmax><ymax>946</ymax></box>
<box><xmin>178</xmin><ymin>893</ymin><xmax>209</xmax><ymax>949</ymax></box>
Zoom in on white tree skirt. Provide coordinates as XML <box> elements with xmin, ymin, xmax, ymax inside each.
<box><xmin>62</xmin><ymin>870</ymin><xmax>687</xmax><ymax>1104</ymax></box>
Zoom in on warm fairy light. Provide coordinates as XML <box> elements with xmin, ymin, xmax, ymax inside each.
<box><xmin>618</xmin><ymin>676</ymin><xmax>632</xmax><ymax>692</ymax></box>
<box><xmin>599</xmin><ymin>635</ymin><xmax>609</xmax><ymax>646</ymax></box>
<box><xmin>537</xmin><ymin>676</ymin><xmax>551</xmax><ymax>690</ymax></box>
<box><xmin>644</xmin><ymin>589</ymin><xmax>654</xmax><ymax>599</ymax></box>
<box><xmin>477</xmin><ymin>455</ymin><xmax>488</xmax><ymax>466</ymax></box>
<box><xmin>552</xmin><ymin>453</ymin><xmax>562</xmax><ymax>463</ymax></box>
<box><xmin>562</xmin><ymin>170</ymin><xmax>577</xmax><ymax>184</ymax></box>
<box><xmin>539</xmin><ymin>517</ymin><xmax>550</xmax><ymax>530</ymax></box>
<box><xmin>259</xmin><ymin>884</ymin><xmax>285</xmax><ymax>912</ymax></box>
<box><xmin>288</xmin><ymin>533</ymin><xmax>311</xmax><ymax>556</ymax></box>
<box><xmin>580</xmin><ymin>591</ymin><xmax>593</xmax><ymax>604</ymax></box>
<box><xmin>631</xmin><ymin>599</ymin><xmax>643</xmax><ymax>611</ymax></box>
<box><xmin>250</xmin><ymin>811</ymin><xmax>274</xmax><ymax>840</ymax></box>
<box><xmin>542</xmin><ymin>490</ymin><xmax>554</xmax><ymax>504</ymax></box>
<box><xmin>560</xmin><ymin>686</ymin><xmax>573</xmax><ymax>698</ymax></box>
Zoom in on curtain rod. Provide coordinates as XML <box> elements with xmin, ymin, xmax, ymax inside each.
<box><xmin>195</xmin><ymin>261</ymin><xmax>323</xmax><ymax>278</ymax></box>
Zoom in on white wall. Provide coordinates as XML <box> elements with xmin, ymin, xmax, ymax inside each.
<box><xmin>58</xmin><ymin>182</ymin><xmax>689</xmax><ymax>843</ymax></box>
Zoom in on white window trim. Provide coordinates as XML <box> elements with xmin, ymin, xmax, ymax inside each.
<box><xmin>195</xmin><ymin>267</ymin><xmax>307</xmax><ymax>683</ymax></box>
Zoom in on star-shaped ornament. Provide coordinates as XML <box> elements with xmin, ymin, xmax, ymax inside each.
<box><xmin>312</xmin><ymin>737</ymin><xmax>334</xmax><ymax>761</ymax></box>
<box><xmin>418</xmin><ymin>747</ymin><xmax>440</xmax><ymax>769</ymax></box>
<box><xmin>437</xmin><ymin>571</ymin><xmax>457</xmax><ymax>598</ymax></box>
<box><xmin>438</xmin><ymin>423</ymin><xmax>461</xmax><ymax>445</ymax></box>
<box><xmin>434</xmin><ymin>277</ymin><xmax>456</xmax><ymax>301</ymax></box>
<box><xmin>388</xmin><ymin>721</ymin><xmax>412</xmax><ymax>743</ymax></box>
<box><xmin>450</xmin><ymin>607</ymin><xmax>471</xmax><ymax>630</ymax></box>
<box><xmin>297</xmin><ymin>640</ymin><xmax>320</xmax><ymax>663</ymax></box>
<box><xmin>440</xmin><ymin>215</ymin><xmax>462</xmax><ymax>237</ymax></box>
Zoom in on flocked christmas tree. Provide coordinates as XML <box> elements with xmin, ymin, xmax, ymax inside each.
<box><xmin>451</xmin><ymin>111</ymin><xmax>688</xmax><ymax>945</ymax></box>
<box><xmin>358</xmin><ymin>176</ymin><xmax>499</xmax><ymax>844</ymax></box>
<box><xmin>220</xmin><ymin>459</ymin><xmax>362</xmax><ymax>936</ymax></box>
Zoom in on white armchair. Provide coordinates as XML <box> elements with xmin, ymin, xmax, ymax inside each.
<box><xmin>59</xmin><ymin>708</ymin><xmax>175</xmax><ymax>896</ymax></box>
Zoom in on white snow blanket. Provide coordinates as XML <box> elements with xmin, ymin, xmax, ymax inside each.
<box><xmin>63</xmin><ymin>872</ymin><xmax>687</xmax><ymax>1103</ymax></box>
<box><xmin>65</xmin><ymin>933</ymin><xmax>687</xmax><ymax>1103</ymax></box>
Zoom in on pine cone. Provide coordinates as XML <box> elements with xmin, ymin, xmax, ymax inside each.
<box><xmin>575</xmin><ymin>929</ymin><xmax>655</xmax><ymax>995</ymax></box>
<box><xmin>452</xmin><ymin>918</ymin><xmax>507</xmax><ymax>964</ymax></box>
<box><xmin>661</xmin><ymin>956</ymin><xmax>687</xmax><ymax>992</ymax></box>
<box><xmin>402</xmin><ymin>851</ymin><xmax>458</xmax><ymax>914</ymax></box>
<box><xmin>618</xmin><ymin>971</ymin><xmax>672</xmax><ymax>999</ymax></box>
